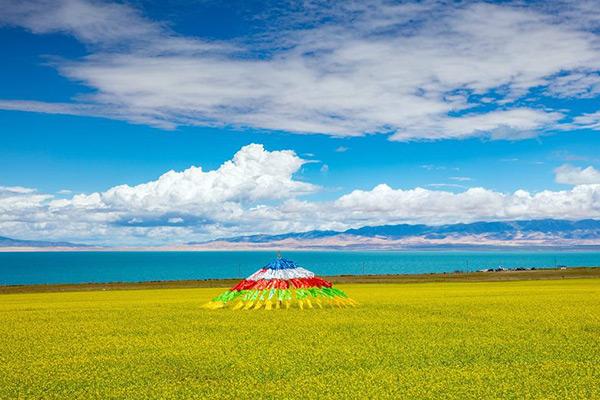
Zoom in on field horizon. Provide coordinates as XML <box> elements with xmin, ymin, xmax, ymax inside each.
<box><xmin>2</xmin><ymin>266</ymin><xmax>600</xmax><ymax>294</ymax></box>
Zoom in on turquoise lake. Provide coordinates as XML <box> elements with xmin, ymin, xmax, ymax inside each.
<box><xmin>1</xmin><ymin>251</ymin><xmax>600</xmax><ymax>285</ymax></box>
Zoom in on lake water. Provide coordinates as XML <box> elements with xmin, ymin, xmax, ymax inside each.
<box><xmin>1</xmin><ymin>250</ymin><xmax>600</xmax><ymax>285</ymax></box>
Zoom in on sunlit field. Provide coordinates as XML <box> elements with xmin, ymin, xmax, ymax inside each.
<box><xmin>1</xmin><ymin>279</ymin><xmax>599</xmax><ymax>399</ymax></box>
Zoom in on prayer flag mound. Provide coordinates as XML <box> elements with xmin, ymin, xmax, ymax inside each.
<box><xmin>203</xmin><ymin>257</ymin><xmax>357</xmax><ymax>310</ymax></box>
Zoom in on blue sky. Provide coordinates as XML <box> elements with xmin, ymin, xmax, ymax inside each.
<box><xmin>1</xmin><ymin>0</ymin><xmax>600</xmax><ymax>245</ymax></box>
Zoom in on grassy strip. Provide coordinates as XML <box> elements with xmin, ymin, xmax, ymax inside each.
<box><xmin>1</xmin><ymin>266</ymin><xmax>598</xmax><ymax>294</ymax></box>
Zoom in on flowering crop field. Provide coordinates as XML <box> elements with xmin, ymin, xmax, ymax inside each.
<box><xmin>1</xmin><ymin>279</ymin><xmax>599</xmax><ymax>399</ymax></box>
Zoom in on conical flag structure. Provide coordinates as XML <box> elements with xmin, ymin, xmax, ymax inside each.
<box><xmin>203</xmin><ymin>257</ymin><xmax>357</xmax><ymax>310</ymax></box>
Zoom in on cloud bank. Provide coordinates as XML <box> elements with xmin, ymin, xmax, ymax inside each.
<box><xmin>1</xmin><ymin>0</ymin><xmax>600</xmax><ymax>139</ymax></box>
<box><xmin>2</xmin><ymin>145</ymin><xmax>600</xmax><ymax>245</ymax></box>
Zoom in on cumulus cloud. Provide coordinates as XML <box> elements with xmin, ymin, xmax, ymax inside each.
<box><xmin>0</xmin><ymin>144</ymin><xmax>318</xmax><ymax>244</ymax></box>
<box><xmin>555</xmin><ymin>164</ymin><xmax>600</xmax><ymax>185</ymax></box>
<box><xmin>2</xmin><ymin>145</ymin><xmax>600</xmax><ymax>244</ymax></box>
<box><xmin>83</xmin><ymin>143</ymin><xmax>315</xmax><ymax>213</ymax></box>
<box><xmin>326</xmin><ymin>184</ymin><xmax>600</xmax><ymax>225</ymax></box>
<box><xmin>41</xmin><ymin>143</ymin><xmax>317</xmax><ymax>237</ymax></box>
<box><xmin>1</xmin><ymin>0</ymin><xmax>600</xmax><ymax>139</ymax></box>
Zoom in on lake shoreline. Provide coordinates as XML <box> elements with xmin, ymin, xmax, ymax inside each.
<box><xmin>2</xmin><ymin>266</ymin><xmax>598</xmax><ymax>294</ymax></box>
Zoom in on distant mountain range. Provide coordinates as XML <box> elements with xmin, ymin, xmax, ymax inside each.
<box><xmin>3</xmin><ymin>219</ymin><xmax>600</xmax><ymax>250</ymax></box>
<box><xmin>189</xmin><ymin>219</ymin><xmax>600</xmax><ymax>250</ymax></box>
<box><xmin>0</xmin><ymin>236</ymin><xmax>89</xmax><ymax>248</ymax></box>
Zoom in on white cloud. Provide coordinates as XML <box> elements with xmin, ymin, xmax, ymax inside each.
<box><xmin>450</xmin><ymin>177</ymin><xmax>472</xmax><ymax>182</ymax></box>
<box><xmin>0</xmin><ymin>188</ymin><xmax>54</xmax><ymax>225</ymax></box>
<box><xmin>390</xmin><ymin>109</ymin><xmax>563</xmax><ymax>141</ymax></box>
<box><xmin>0</xmin><ymin>144</ymin><xmax>318</xmax><ymax>244</ymax></box>
<box><xmin>0</xmin><ymin>185</ymin><xmax>36</xmax><ymax>195</ymax></box>
<box><xmin>233</xmin><ymin>183</ymin><xmax>600</xmax><ymax>234</ymax></box>
<box><xmin>0</xmin><ymin>99</ymin><xmax>179</xmax><ymax>129</ymax></box>
<box><xmin>426</xmin><ymin>183</ymin><xmax>466</xmax><ymax>189</ymax></box>
<box><xmin>55</xmin><ymin>143</ymin><xmax>316</xmax><ymax>215</ymax></box>
<box><xmin>326</xmin><ymin>183</ymin><xmax>600</xmax><ymax>225</ymax></box>
<box><xmin>2</xmin><ymin>145</ymin><xmax>600</xmax><ymax>245</ymax></box>
<box><xmin>335</xmin><ymin>146</ymin><xmax>348</xmax><ymax>153</ymax></box>
<box><xmin>562</xmin><ymin>111</ymin><xmax>600</xmax><ymax>131</ymax></box>
<box><xmin>0</xmin><ymin>0</ymin><xmax>200</xmax><ymax>48</ymax></box>
<box><xmin>555</xmin><ymin>164</ymin><xmax>600</xmax><ymax>185</ymax></box>
<box><xmin>546</xmin><ymin>71</ymin><xmax>600</xmax><ymax>98</ymax></box>
<box><xmin>1</xmin><ymin>0</ymin><xmax>599</xmax><ymax>139</ymax></box>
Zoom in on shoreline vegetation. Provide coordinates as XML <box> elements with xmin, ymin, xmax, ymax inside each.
<box><xmin>2</xmin><ymin>266</ymin><xmax>599</xmax><ymax>294</ymax></box>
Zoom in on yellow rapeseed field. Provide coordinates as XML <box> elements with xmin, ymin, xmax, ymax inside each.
<box><xmin>1</xmin><ymin>279</ymin><xmax>599</xmax><ymax>399</ymax></box>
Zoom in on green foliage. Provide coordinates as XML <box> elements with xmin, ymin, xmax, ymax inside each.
<box><xmin>1</xmin><ymin>279</ymin><xmax>599</xmax><ymax>399</ymax></box>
